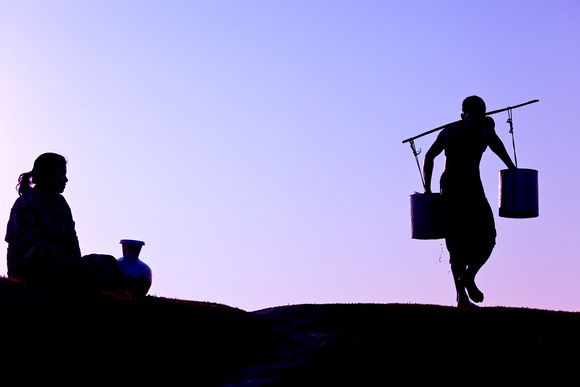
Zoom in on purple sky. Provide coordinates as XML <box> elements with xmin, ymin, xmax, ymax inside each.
<box><xmin>1</xmin><ymin>1</ymin><xmax>578</xmax><ymax>311</ymax></box>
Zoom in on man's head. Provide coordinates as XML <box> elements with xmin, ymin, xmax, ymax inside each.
<box><xmin>461</xmin><ymin>96</ymin><xmax>486</xmax><ymax>119</ymax></box>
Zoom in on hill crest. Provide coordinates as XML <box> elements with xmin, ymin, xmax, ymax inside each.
<box><xmin>1</xmin><ymin>277</ymin><xmax>578</xmax><ymax>384</ymax></box>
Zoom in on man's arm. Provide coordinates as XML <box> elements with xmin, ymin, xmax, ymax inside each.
<box><xmin>486</xmin><ymin>125</ymin><xmax>517</xmax><ymax>170</ymax></box>
<box><xmin>423</xmin><ymin>131</ymin><xmax>445</xmax><ymax>193</ymax></box>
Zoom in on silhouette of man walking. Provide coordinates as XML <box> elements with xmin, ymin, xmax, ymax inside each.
<box><xmin>423</xmin><ymin>96</ymin><xmax>516</xmax><ymax>307</ymax></box>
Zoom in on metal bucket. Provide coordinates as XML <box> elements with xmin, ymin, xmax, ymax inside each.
<box><xmin>499</xmin><ymin>169</ymin><xmax>539</xmax><ymax>218</ymax></box>
<box><xmin>410</xmin><ymin>193</ymin><xmax>445</xmax><ymax>239</ymax></box>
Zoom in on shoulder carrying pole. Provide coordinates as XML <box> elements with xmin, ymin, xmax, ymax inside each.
<box><xmin>402</xmin><ymin>99</ymin><xmax>538</xmax><ymax>189</ymax></box>
<box><xmin>401</xmin><ymin>99</ymin><xmax>539</xmax><ymax>144</ymax></box>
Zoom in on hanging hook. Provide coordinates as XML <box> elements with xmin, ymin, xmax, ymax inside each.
<box><xmin>409</xmin><ymin>139</ymin><xmax>426</xmax><ymax>191</ymax></box>
<box><xmin>507</xmin><ymin>108</ymin><xmax>518</xmax><ymax>168</ymax></box>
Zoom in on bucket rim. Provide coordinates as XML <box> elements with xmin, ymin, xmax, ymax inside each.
<box><xmin>410</xmin><ymin>192</ymin><xmax>442</xmax><ymax>197</ymax></box>
<box><xmin>499</xmin><ymin>168</ymin><xmax>538</xmax><ymax>173</ymax></box>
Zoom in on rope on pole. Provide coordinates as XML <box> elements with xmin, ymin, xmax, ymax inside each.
<box><xmin>507</xmin><ymin>108</ymin><xmax>518</xmax><ymax>168</ymax></box>
<box><xmin>408</xmin><ymin>140</ymin><xmax>426</xmax><ymax>191</ymax></box>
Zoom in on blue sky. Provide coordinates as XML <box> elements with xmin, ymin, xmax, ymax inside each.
<box><xmin>1</xmin><ymin>1</ymin><xmax>579</xmax><ymax>311</ymax></box>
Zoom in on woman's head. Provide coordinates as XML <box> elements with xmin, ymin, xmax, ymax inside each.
<box><xmin>17</xmin><ymin>153</ymin><xmax>68</xmax><ymax>196</ymax></box>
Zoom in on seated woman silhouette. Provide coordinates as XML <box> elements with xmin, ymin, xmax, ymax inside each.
<box><xmin>423</xmin><ymin>96</ymin><xmax>516</xmax><ymax>307</ymax></box>
<box><xmin>5</xmin><ymin>153</ymin><xmax>126</xmax><ymax>294</ymax></box>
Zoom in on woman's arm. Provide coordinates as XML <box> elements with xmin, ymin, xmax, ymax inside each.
<box><xmin>5</xmin><ymin>198</ymin><xmax>39</xmax><ymax>253</ymax></box>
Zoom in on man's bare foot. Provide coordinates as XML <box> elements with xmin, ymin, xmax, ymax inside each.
<box><xmin>459</xmin><ymin>273</ymin><xmax>484</xmax><ymax>303</ymax></box>
<box><xmin>457</xmin><ymin>298</ymin><xmax>480</xmax><ymax>308</ymax></box>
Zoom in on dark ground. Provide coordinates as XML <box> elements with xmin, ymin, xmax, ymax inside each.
<box><xmin>1</xmin><ymin>277</ymin><xmax>578</xmax><ymax>385</ymax></box>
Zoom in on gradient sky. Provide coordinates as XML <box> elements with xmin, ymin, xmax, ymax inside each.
<box><xmin>1</xmin><ymin>1</ymin><xmax>578</xmax><ymax>312</ymax></box>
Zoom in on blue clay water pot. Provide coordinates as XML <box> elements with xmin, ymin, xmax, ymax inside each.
<box><xmin>117</xmin><ymin>239</ymin><xmax>152</xmax><ymax>299</ymax></box>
